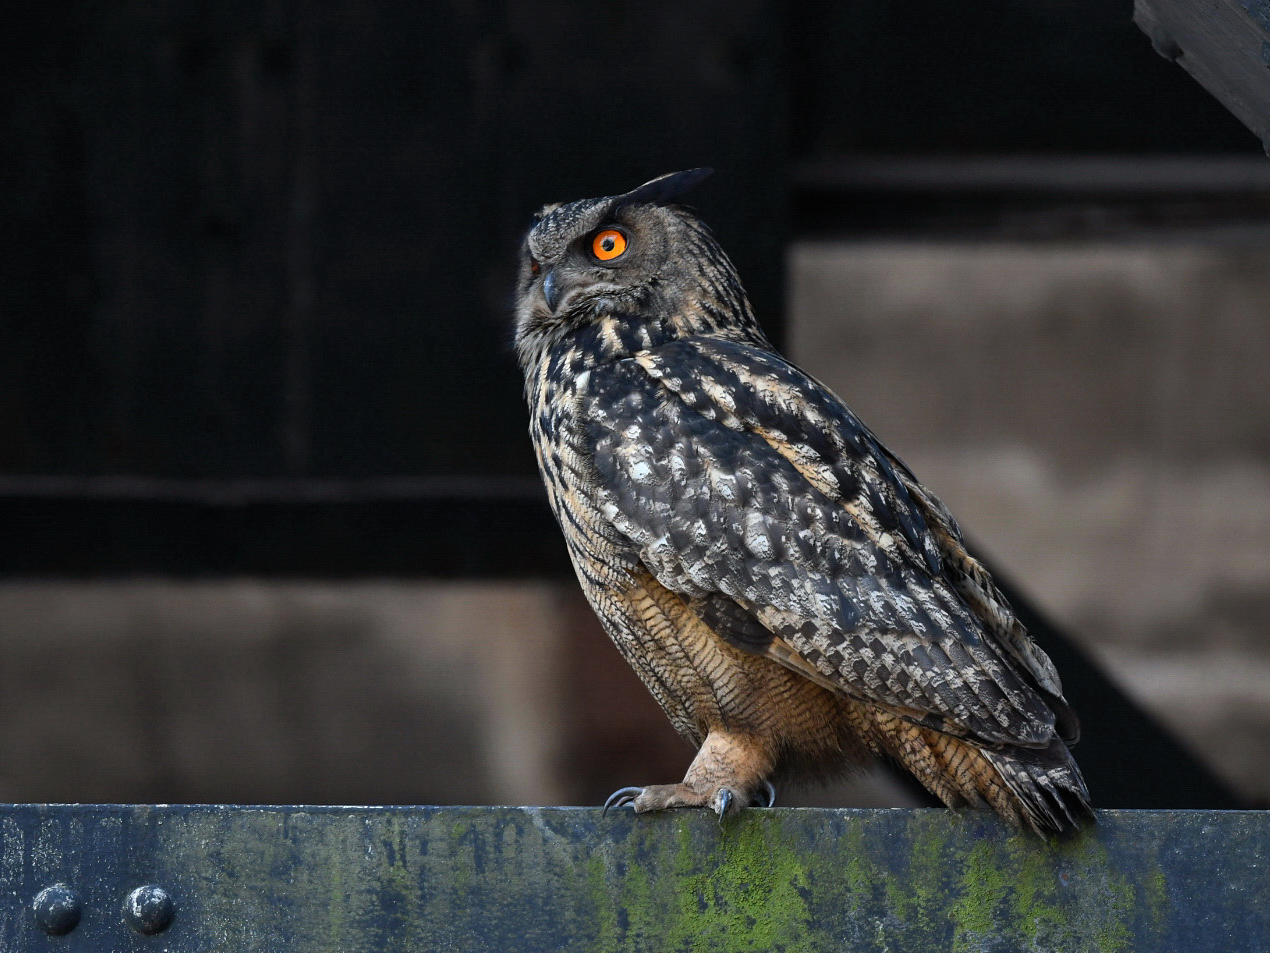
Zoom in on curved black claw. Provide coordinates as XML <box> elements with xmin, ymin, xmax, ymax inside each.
<box><xmin>753</xmin><ymin>780</ymin><xmax>777</xmax><ymax>808</ymax></box>
<box><xmin>714</xmin><ymin>787</ymin><xmax>734</xmax><ymax>823</ymax></box>
<box><xmin>603</xmin><ymin>786</ymin><xmax>644</xmax><ymax>816</ymax></box>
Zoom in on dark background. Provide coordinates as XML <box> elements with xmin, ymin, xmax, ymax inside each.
<box><xmin>1</xmin><ymin>0</ymin><xmax>1266</xmax><ymax>810</ymax></box>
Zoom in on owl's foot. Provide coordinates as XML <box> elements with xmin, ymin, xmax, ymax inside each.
<box><xmin>603</xmin><ymin>779</ymin><xmax>774</xmax><ymax>817</ymax></box>
<box><xmin>602</xmin><ymin>730</ymin><xmax>776</xmax><ymax>821</ymax></box>
<box><xmin>602</xmin><ymin>782</ymin><xmax>740</xmax><ymax>819</ymax></box>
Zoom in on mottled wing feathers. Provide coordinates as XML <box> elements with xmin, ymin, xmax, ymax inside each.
<box><xmin>581</xmin><ymin>337</ymin><xmax>1059</xmax><ymax>750</ymax></box>
<box><xmin>634</xmin><ymin>338</ymin><xmax>943</xmax><ymax>576</ymax></box>
<box><xmin>865</xmin><ymin>439</ymin><xmax>1078</xmax><ymax>743</ymax></box>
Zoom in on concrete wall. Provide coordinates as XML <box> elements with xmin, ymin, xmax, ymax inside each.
<box><xmin>0</xmin><ymin>579</ymin><xmax>916</xmax><ymax>808</ymax></box>
<box><xmin>0</xmin><ymin>582</ymin><xmax>570</xmax><ymax>804</ymax></box>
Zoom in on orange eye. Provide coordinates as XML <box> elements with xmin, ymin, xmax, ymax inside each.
<box><xmin>591</xmin><ymin>229</ymin><xmax>627</xmax><ymax>261</ymax></box>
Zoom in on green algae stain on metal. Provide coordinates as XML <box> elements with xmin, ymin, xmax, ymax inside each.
<box><xmin>326</xmin><ymin>846</ymin><xmax>347</xmax><ymax>949</ymax></box>
<box><xmin>618</xmin><ymin>842</ymin><xmax>662</xmax><ymax>948</ymax></box>
<box><xmin>660</xmin><ymin>812</ymin><xmax>813</xmax><ymax>952</ymax></box>
<box><xmin>1145</xmin><ymin>867</ymin><xmax>1169</xmax><ymax>936</ymax></box>
<box><xmin>447</xmin><ymin>817</ymin><xmax>478</xmax><ymax>900</ymax></box>
<box><xmin>899</xmin><ymin>812</ymin><xmax>956</xmax><ymax>936</ymax></box>
<box><xmin>1008</xmin><ymin>837</ymin><xmax>1077</xmax><ymax>950</ymax></box>
<box><xmin>839</xmin><ymin>824</ymin><xmax>874</xmax><ymax>901</ymax></box>
<box><xmin>951</xmin><ymin>840</ymin><xmax>1009</xmax><ymax>952</ymax></box>
<box><xmin>981</xmin><ymin>823</ymin><xmax>1140</xmax><ymax>953</ymax></box>
<box><xmin>1061</xmin><ymin>827</ymin><xmax>1137</xmax><ymax>953</ymax></box>
<box><xmin>586</xmin><ymin>850</ymin><xmax>620</xmax><ymax>949</ymax></box>
<box><xmin>824</xmin><ymin>814</ymin><xmax>1150</xmax><ymax>953</ymax></box>
<box><xmin>1129</xmin><ymin>837</ymin><xmax>1171</xmax><ymax>951</ymax></box>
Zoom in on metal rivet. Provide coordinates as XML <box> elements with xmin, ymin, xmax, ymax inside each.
<box><xmin>123</xmin><ymin>885</ymin><xmax>175</xmax><ymax>935</ymax></box>
<box><xmin>32</xmin><ymin>884</ymin><xmax>82</xmax><ymax>936</ymax></box>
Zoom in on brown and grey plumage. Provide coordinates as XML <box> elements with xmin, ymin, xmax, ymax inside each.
<box><xmin>513</xmin><ymin>169</ymin><xmax>1091</xmax><ymax>834</ymax></box>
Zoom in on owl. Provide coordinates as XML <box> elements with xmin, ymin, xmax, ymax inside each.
<box><xmin>513</xmin><ymin>169</ymin><xmax>1090</xmax><ymax>833</ymax></box>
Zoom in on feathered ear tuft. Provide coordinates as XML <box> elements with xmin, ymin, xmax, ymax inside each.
<box><xmin>612</xmin><ymin>168</ymin><xmax>714</xmax><ymax>210</ymax></box>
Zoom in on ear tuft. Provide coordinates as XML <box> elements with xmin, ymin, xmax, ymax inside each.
<box><xmin>613</xmin><ymin>168</ymin><xmax>714</xmax><ymax>210</ymax></box>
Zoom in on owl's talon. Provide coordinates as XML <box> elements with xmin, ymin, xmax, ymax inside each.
<box><xmin>714</xmin><ymin>787</ymin><xmax>734</xmax><ymax>822</ymax></box>
<box><xmin>603</xmin><ymin>786</ymin><xmax>644</xmax><ymax>816</ymax></box>
<box><xmin>754</xmin><ymin>780</ymin><xmax>777</xmax><ymax>808</ymax></box>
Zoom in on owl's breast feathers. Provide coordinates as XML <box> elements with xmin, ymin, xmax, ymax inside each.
<box><xmin>576</xmin><ymin>334</ymin><xmax>1078</xmax><ymax>753</ymax></box>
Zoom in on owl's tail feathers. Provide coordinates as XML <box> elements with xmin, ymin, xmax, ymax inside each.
<box><xmin>983</xmin><ymin>741</ymin><xmax>1093</xmax><ymax>835</ymax></box>
<box><xmin>872</xmin><ymin>710</ymin><xmax>1092</xmax><ymax>835</ymax></box>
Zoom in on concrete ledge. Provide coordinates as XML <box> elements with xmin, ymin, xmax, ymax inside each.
<box><xmin>0</xmin><ymin>806</ymin><xmax>1265</xmax><ymax>951</ymax></box>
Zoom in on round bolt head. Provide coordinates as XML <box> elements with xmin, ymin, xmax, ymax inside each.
<box><xmin>32</xmin><ymin>884</ymin><xmax>82</xmax><ymax>935</ymax></box>
<box><xmin>123</xmin><ymin>885</ymin><xmax>175</xmax><ymax>935</ymax></box>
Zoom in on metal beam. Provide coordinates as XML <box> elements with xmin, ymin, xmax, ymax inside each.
<box><xmin>1136</xmin><ymin>0</ymin><xmax>1270</xmax><ymax>154</ymax></box>
<box><xmin>1</xmin><ymin>805</ymin><xmax>1266</xmax><ymax>952</ymax></box>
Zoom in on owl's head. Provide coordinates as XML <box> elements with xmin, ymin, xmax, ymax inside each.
<box><xmin>514</xmin><ymin>169</ymin><xmax>759</xmax><ymax>361</ymax></box>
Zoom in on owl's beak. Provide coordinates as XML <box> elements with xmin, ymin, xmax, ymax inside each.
<box><xmin>541</xmin><ymin>269</ymin><xmax>561</xmax><ymax>312</ymax></box>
